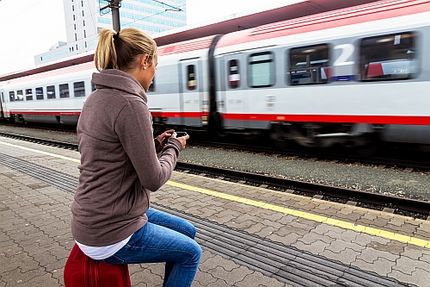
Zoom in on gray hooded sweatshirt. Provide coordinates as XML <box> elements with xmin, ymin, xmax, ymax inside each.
<box><xmin>71</xmin><ymin>69</ymin><xmax>181</xmax><ymax>246</ymax></box>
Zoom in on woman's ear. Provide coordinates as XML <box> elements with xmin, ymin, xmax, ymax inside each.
<box><xmin>139</xmin><ymin>54</ymin><xmax>149</xmax><ymax>69</ymax></box>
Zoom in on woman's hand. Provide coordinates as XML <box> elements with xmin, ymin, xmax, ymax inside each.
<box><xmin>156</xmin><ymin>129</ymin><xmax>175</xmax><ymax>147</ymax></box>
<box><xmin>172</xmin><ymin>132</ymin><xmax>190</xmax><ymax>150</ymax></box>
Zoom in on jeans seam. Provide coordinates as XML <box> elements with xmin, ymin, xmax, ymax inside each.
<box><xmin>107</xmin><ymin>254</ymin><xmax>125</xmax><ymax>264</ymax></box>
<box><xmin>126</xmin><ymin>246</ymin><xmax>198</xmax><ymax>260</ymax></box>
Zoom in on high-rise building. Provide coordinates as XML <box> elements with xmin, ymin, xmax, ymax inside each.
<box><xmin>35</xmin><ymin>0</ymin><xmax>187</xmax><ymax>65</ymax></box>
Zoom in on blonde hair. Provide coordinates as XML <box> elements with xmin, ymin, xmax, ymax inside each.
<box><xmin>94</xmin><ymin>28</ymin><xmax>157</xmax><ymax>71</ymax></box>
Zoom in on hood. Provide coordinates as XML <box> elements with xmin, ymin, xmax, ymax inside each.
<box><xmin>91</xmin><ymin>69</ymin><xmax>147</xmax><ymax>103</ymax></box>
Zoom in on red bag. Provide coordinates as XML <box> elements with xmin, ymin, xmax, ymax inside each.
<box><xmin>64</xmin><ymin>244</ymin><xmax>131</xmax><ymax>287</ymax></box>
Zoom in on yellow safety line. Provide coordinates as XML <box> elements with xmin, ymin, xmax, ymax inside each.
<box><xmin>2</xmin><ymin>138</ymin><xmax>429</xmax><ymax>249</ymax></box>
<box><xmin>167</xmin><ymin>181</ymin><xmax>430</xmax><ymax>249</ymax></box>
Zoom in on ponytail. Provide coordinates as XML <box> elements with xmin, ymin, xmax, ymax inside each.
<box><xmin>94</xmin><ymin>29</ymin><xmax>118</xmax><ymax>71</ymax></box>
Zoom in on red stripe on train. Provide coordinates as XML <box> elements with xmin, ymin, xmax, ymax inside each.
<box><xmin>150</xmin><ymin>111</ymin><xmax>208</xmax><ymax>118</ymax></box>
<box><xmin>222</xmin><ymin>114</ymin><xmax>430</xmax><ymax>125</ymax></box>
<box><xmin>8</xmin><ymin>111</ymin><xmax>430</xmax><ymax>125</ymax></box>
<box><xmin>9</xmin><ymin>111</ymin><xmax>81</xmax><ymax>116</ymax></box>
<box><xmin>8</xmin><ymin>111</ymin><xmax>208</xmax><ymax>118</ymax></box>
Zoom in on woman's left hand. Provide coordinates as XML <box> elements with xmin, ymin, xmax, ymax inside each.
<box><xmin>156</xmin><ymin>129</ymin><xmax>175</xmax><ymax>147</ymax></box>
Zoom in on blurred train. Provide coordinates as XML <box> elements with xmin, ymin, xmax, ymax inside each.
<box><xmin>1</xmin><ymin>0</ymin><xmax>430</xmax><ymax>148</ymax></box>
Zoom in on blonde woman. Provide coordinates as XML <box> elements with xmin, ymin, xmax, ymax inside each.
<box><xmin>71</xmin><ymin>28</ymin><xmax>201</xmax><ymax>287</ymax></box>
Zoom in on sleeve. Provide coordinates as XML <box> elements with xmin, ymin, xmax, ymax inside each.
<box><xmin>154</xmin><ymin>138</ymin><xmax>163</xmax><ymax>155</ymax></box>
<box><xmin>114</xmin><ymin>99</ymin><xmax>182</xmax><ymax>192</ymax></box>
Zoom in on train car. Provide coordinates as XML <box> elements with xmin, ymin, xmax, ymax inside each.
<box><xmin>213</xmin><ymin>0</ymin><xmax>430</xmax><ymax>147</ymax></box>
<box><xmin>1</xmin><ymin>0</ymin><xmax>429</xmax><ymax>148</ymax></box>
<box><xmin>0</xmin><ymin>62</ymin><xmax>95</xmax><ymax>125</ymax></box>
<box><xmin>148</xmin><ymin>35</ymin><xmax>221</xmax><ymax>129</ymax></box>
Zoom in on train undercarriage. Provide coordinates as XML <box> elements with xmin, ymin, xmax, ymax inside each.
<box><xmin>269</xmin><ymin>122</ymin><xmax>380</xmax><ymax>149</ymax></box>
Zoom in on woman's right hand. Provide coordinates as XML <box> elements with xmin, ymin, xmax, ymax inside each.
<box><xmin>172</xmin><ymin>132</ymin><xmax>190</xmax><ymax>150</ymax></box>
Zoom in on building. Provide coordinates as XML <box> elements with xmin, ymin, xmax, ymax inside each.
<box><xmin>35</xmin><ymin>0</ymin><xmax>187</xmax><ymax>65</ymax></box>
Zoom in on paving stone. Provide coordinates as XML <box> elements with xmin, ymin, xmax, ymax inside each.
<box><xmin>292</xmin><ymin>239</ymin><xmax>328</xmax><ymax>254</ymax></box>
<box><xmin>268</xmin><ymin>232</ymin><xmax>304</xmax><ymax>246</ymax></box>
<box><xmin>50</xmin><ymin>267</ymin><xmax>64</xmax><ymax>286</ymax></box>
<box><xmin>326</xmin><ymin>239</ymin><xmax>365</xmax><ymax>253</ymax></box>
<box><xmin>414</xmin><ymin>229</ymin><xmax>430</xmax><ymax>241</ymax></box>
<box><xmin>352</xmin><ymin>233</ymin><xmax>380</xmax><ymax>248</ymax></box>
<box><xmin>1</xmin><ymin>268</ymin><xmax>47</xmax><ymax>286</ymax></box>
<box><xmin>210</xmin><ymin>265</ymin><xmax>253</xmax><ymax>285</ymax></box>
<box><xmin>356</xmin><ymin>246</ymin><xmax>399</xmax><ymax>263</ymax></box>
<box><xmin>320</xmin><ymin>248</ymin><xmax>360</xmax><ymax>265</ymax></box>
<box><xmin>193</xmin><ymin>269</ymin><xmax>218</xmax><ymax>286</ymax></box>
<box><xmin>252</xmin><ymin>226</ymin><xmax>278</xmax><ymax>238</ymax></box>
<box><xmin>367</xmin><ymin>240</ymin><xmax>405</xmax><ymax>254</ymax></box>
<box><xmin>389</xmin><ymin>268</ymin><xmax>430</xmax><ymax>287</ymax></box>
<box><xmin>235</xmin><ymin>270</ymin><xmax>288</xmax><ymax>287</ymax></box>
<box><xmin>204</xmin><ymin>279</ymin><xmax>231</xmax><ymax>287</ymax></box>
<box><xmin>401</xmin><ymin>244</ymin><xmax>428</xmax><ymax>260</ymax></box>
<box><xmin>296</xmin><ymin>231</ymin><xmax>334</xmax><ymax>245</ymax></box>
<box><xmin>312</xmin><ymin>224</ymin><xmax>337</xmax><ymax>235</ymax></box>
<box><xmin>352</xmin><ymin>257</ymin><xmax>393</xmax><ymax>276</ymax></box>
<box><xmin>130</xmin><ymin>265</ymin><xmax>163</xmax><ymax>286</ymax></box>
<box><xmin>421</xmin><ymin>251</ymin><xmax>430</xmax><ymax>264</ymax></box>
<box><xmin>199</xmin><ymin>254</ymin><xmax>239</xmax><ymax>273</ymax></box>
<box><xmin>16</xmin><ymin>273</ymin><xmax>59</xmax><ymax>287</ymax></box>
<box><xmin>392</xmin><ymin>255</ymin><xmax>430</xmax><ymax>275</ymax></box>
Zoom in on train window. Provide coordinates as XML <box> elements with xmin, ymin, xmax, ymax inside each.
<box><xmin>186</xmin><ymin>65</ymin><xmax>196</xmax><ymax>90</ymax></box>
<box><xmin>360</xmin><ymin>32</ymin><xmax>417</xmax><ymax>81</ymax></box>
<box><xmin>59</xmin><ymin>83</ymin><xmax>70</xmax><ymax>98</ymax></box>
<box><xmin>25</xmin><ymin>89</ymin><xmax>33</xmax><ymax>101</ymax></box>
<box><xmin>47</xmin><ymin>85</ymin><xmax>56</xmax><ymax>99</ymax></box>
<box><xmin>16</xmin><ymin>90</ymin><xmax>24</xmax><ymax>101</ymax></box>
<box><xmin>228</xmin><ymin>60</ymin><xmax>240</xmax><ymax>89</ymax></box>
<box><xmin>9</xmin><ymin>91</ymin><xmax>15</xmax><ymax>102</ymax></box>
<box><xmin>248</xmin><ymin>52</ymin><xmax>274</xmax><ymax>88</ymax></box>
<box><xmin>1</xmin><ymin>92</ymin><xmax>4</xmax><ymax>103</ymax></box>
<box><xmin>35</xmin><ymin>87</ymin><xmax>44</xmax><ymax>100</ymax></box>
<box><xmin>288</xmin><ymin>44</ymin><xmax>329</xmax><ymax>85</ymax></box>
<box><xmin>73</xmin><ymin>81</ymin><xmax>85</xmax><ymax>97</ymax></box>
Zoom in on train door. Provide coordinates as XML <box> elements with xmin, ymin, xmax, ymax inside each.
<box><xmin>0</xmin><ymin>89</ymin><xmax>4</xmax><ymax>118</ymax></box>
<box><xmin>178</xmin><ymin>58</ymin><xmax>202</xmax><ymax>127</ymax></box>
<box><xmin>221</xmin><ymin>54</ymin><xmax>246</xmax><ymax>129</ymax></box>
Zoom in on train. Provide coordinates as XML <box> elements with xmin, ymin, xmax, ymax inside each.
<box><xmin>1</xmin><ymin>0</ymin><xmax>430</xmax><ymax>149</ymax></box>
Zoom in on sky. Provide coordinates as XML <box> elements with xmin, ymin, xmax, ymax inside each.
<box><xmin>0</xmin><ymin>0</ymin><xmax>290</xmax><ymax>75</ymax></box>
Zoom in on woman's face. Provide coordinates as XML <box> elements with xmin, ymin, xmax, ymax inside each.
<box><xmin>142</xmin><ymin>55</ymin><xmax>158</xmax><ymax>92</ymax></box>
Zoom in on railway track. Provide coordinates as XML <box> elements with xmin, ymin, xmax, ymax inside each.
<box><xmin>194</xmin><ymin>136</ymin><xmax>430</xmax><ymax>172</ymax></box>
<box><xmin>1</xmin><ymin>130</ymin><xmax>429</xmax><ymax>220</ymax></box>
<box><xmin>1</xmin><ymin>122</ymin><xmax>429</xmax><ymax>171</ymax></box>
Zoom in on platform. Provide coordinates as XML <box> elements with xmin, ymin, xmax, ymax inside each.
<box><xmin>0</xmin><ymin>136</ymin><xmax>429</xmax><ymax>286</ymax></box>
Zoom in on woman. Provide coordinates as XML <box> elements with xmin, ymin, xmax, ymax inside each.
<box><xmin>71</xmin><ymin>28</ymin><xmax>201</xmax><ymax>287</ymax></box>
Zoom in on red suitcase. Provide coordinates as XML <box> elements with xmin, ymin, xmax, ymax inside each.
<box><xmin>64</xmin><ymin>244</ymin><xmax>131</xmax><ymax>287</ymax></box>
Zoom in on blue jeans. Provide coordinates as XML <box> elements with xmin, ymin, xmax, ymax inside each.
<box><xmin>105</xmin><ymin>208</ymin><xmax>202</xmax><ymax>287</ymax></box>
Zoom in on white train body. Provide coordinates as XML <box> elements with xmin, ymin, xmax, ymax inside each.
<box><xmin>1</xmin><ymin>0</ymin><xmax>430</xmax><ymax>147</ymax></box>
<box><xmin>0</xmin><ymin>62</ymin><xmax>95</xmax><ymax>125</ymax></box>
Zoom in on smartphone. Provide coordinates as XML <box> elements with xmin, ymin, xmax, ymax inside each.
<box><xmin>175</xmin><ymin>131</ymin><xmax>188</xmax><ymax>137</ymax></box>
